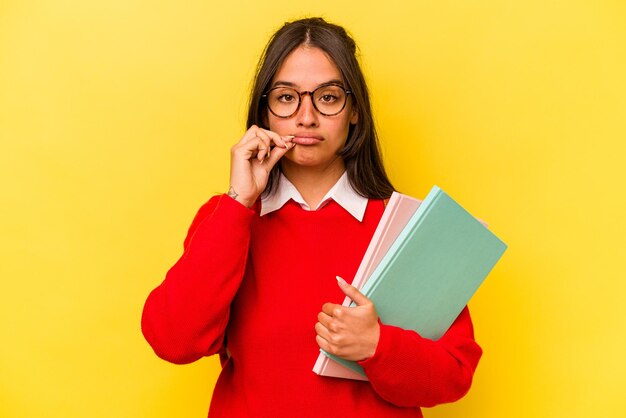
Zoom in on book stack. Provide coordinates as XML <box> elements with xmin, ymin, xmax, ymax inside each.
<box><xmin>313</xmin><ymin>185</ymin><xmax>507</xmax><ymax>380</ymax></box>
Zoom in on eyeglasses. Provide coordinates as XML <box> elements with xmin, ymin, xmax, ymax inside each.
<box><xmin>262</xmin><ymin>83</ymin><xmax>352</xmax><ymax>118</ymax></box>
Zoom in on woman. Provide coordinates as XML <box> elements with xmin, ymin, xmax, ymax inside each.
<box><xmin>142</xmin><ymin>17</ymin><xmax>482</xmax><ymax>418</ymax></box>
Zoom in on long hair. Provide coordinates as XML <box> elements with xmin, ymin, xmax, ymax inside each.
<box><xmin>247</xmin><ymin>17</ymin><xmax>395</xmax><ymax>199</ymax></box>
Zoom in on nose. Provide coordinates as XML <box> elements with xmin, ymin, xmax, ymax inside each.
<box><xmin>294</xmin><ymin>93</ymin><xmax>319</xmax><ymax>127</ymax></box>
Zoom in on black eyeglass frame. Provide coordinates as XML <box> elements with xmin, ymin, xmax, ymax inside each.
<box><xmin>262</xmin><ymin>83</ymin><xmax>353</xmax><ymax>118</ymax></box>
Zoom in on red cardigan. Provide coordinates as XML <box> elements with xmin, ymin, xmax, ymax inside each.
<box><xmin>142</xmin><ymin>195</ymin><xmax>482</xmax><ymax>417</ymax></box>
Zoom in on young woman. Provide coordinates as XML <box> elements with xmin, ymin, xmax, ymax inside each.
<box><xmin>142</xmin><ymin>17</ymin><xmax>482</xmax><ymax>418</ymax></box>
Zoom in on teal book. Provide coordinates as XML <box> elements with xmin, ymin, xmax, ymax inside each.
<box><xmin>322</xmin><ymin>185</ymin><xmax>508</xmax><ymax>378</ymax></box>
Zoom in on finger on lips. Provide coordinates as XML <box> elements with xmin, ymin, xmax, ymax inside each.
<box><xmin>259</xmin><ymin>128</ymin><xmax>283</xmax><ymax>148</ymax></box>
<box><xmin>236</xmin><ymin>126</ymin><xmax>295</xmax><ymax>163</ymax></box>
<box><xmin>260</xmin><ymin>128</ymin><xmax>295</xmax><ymax>149</ymax></box>
<box><xmin>260</xmin><ymin>138</ymin><xmax>296</xmax><ymax>163</ymax></box>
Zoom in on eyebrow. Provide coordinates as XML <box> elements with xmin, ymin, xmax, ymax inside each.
<box><xmin>271</xmin><ymin>79</ymin><xmax>345</xmax><ymax>89</ymax></box>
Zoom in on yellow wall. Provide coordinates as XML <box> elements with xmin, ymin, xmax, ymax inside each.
<box><xmin>1</xmin><ymin>1</ymin><xmax>625</xmax><ymax>417</ymax></box>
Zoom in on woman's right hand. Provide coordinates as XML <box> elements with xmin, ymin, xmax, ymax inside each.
<box><xmin>228</xmin><ymin>125</ymin><xmax>294</xmax><ymax>208</ymax></box>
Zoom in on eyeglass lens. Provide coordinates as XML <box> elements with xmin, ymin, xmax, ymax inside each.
<box><xmin>267</xmin><ymin>85</ymin><xmax>347</xmax><ymax>117</ymax></box>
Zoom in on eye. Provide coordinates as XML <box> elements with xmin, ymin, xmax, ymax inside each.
<box><xmin>315</xmin><ymin>86</ymin><xmax>344</xmax><ymax>104</ymax></box>
<box><xmin>319</xmin><ymin>94</ymin><xmax>338</xmax><ymax>103</ymax></box>
<box><xmin>278</xmin><ymin>94</ymin><xmax>296</xmax><ymax>103</ymax></box>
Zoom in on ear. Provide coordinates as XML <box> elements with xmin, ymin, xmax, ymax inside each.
<box><xmin>350</xmin><ymin>108</ymin><xmax>358</xmax><ymax>125</ymax></box>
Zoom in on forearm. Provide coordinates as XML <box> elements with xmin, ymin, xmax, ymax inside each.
<box><xmin>141</xmin><ymin>195</ymin><xmax>254</xmax><ymax>364</ymax></box>
<box><xmin>359</xmin><ymin>307</ymin><xmax>482</xmax><ymax>408</ymax></box>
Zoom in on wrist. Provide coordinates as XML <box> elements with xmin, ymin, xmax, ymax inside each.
<box><xmin>227</xmin><ymin>186</ymin><xmax>255</xmax><ymax>208</ymax></box>
<box><xmin>362</xmin><ymin>322</ymin><xmax>381</xmax><ymax>360</ymax></box>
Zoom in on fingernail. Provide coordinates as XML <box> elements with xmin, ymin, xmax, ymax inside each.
<box><xmin>284</xmin><ymin>135</ymin><xmax>295</xmax><ymax>139</ymax></box>
<box><xmin>336</xmin><ymin>276</ymin><xmax>347</xmax><ymax>287</ymax></box>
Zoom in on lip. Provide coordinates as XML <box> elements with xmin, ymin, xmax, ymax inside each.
<box><xmin>292</xmin><ymin>133</ymin><xmax>323</xmax><ymax>145</ymax></box>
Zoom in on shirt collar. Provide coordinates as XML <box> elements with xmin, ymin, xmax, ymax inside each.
<box><xmin>260</xmin><ymin>172</ymin><xmax>368</xmax><ymax>222</ymax></box>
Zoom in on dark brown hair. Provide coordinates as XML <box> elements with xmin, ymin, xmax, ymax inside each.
<box><xmin>247</xmin><ymin>17</ymin><xmax>394</xmax><ymax>199</ymax></box>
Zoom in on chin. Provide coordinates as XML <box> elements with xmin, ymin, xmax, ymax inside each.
<box><xmin>285</xmin><ymin>155</ymin><xmax>320</xmax><ymax>167</ymax></box>
<box><xmin>283</xmin><ymin>147</ymin><xmax>311</xmax><ymax>162</ymax></box>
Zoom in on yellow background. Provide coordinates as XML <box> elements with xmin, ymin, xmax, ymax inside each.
<box><xmin>2</xmin><ymin>0</ymin><xmax>625</xmax><ymax>417</ymax></box>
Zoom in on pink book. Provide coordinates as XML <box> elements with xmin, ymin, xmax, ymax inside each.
<box><xmin>312</xmin><ymin>192</ymin><xmax>422</xmax><ymax>380</ymax></box>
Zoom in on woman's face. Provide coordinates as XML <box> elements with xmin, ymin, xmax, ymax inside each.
<box><xmin>266</xmin><ymin>46</ymin><xmax>358</xmax><ymax>173</ymax></box>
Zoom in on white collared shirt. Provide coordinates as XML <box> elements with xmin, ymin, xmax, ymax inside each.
<box><xmin>260</xmin><ymin>172</ymin><xmax>368</xmax><ymax>222</ymax></box>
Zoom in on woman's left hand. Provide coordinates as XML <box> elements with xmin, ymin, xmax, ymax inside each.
<box><xmin>315</xmin><ymin>276</ymin><xmax>381</xmax><ymax>362</ymax></box>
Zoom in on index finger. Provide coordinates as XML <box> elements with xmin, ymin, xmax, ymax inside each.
<box><xmin>259</xmin><ymin>128</ymin><xmax>293</xmax><ymax>148</ymax></box>
<box><xmin>322</xmin><ymin>302</ymin><xmax>343</xmax><ymax>318</ymax></box>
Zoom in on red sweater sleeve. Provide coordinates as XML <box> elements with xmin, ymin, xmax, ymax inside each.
<box><xmin>358</xmin><ymin>306</ymin><xmax>482</xmax><ymax>408</ymax></box>
<box><xmin>141</xmin><ymin>195</ymin><xmax>254</xmax><ymax>364</ymax></box>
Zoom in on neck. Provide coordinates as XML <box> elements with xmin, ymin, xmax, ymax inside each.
<box><xmin>281</xmin><ymin>158</ymin><xmax>346</xmax><ymax>209</ymax></box>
